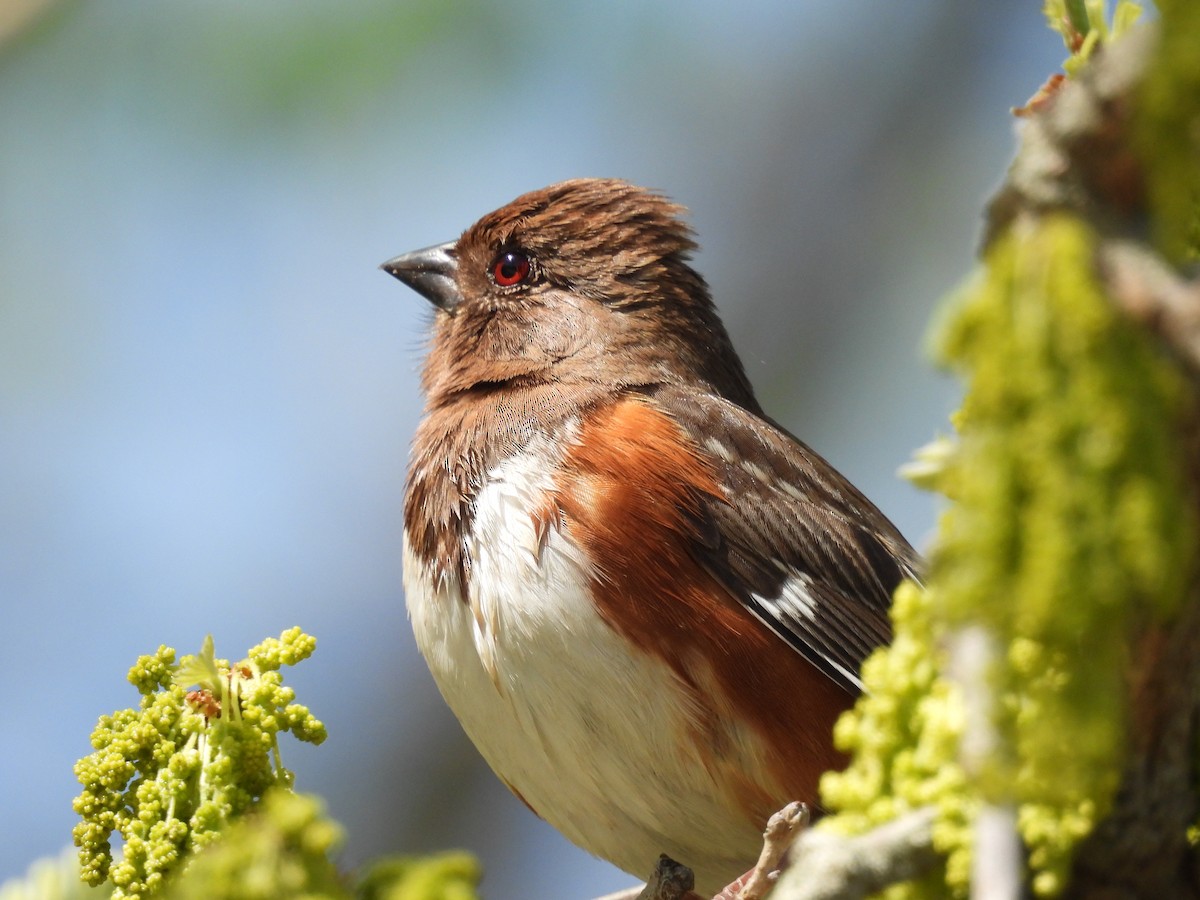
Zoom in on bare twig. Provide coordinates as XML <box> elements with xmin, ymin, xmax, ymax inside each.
<box><xmin>983</xmin><ymin>26</ymin><xmax>1155</xmax><ymax>250</ymax></box>
<box><xmin>592</xmin><ymin>856</ymin><xmax>701</xmax><ymax>900</ymax></box>
<box><xmin>984</xmin><ymin>22</ymin><xmax>1200</xmax><ymax>378</ymax></box>
<box><xmin>768</xmin><ymin>808</ymin><xmax>938</xmax><ymax>900</ymax></box>
<box><xmin>592</xmin><ymin>888</ymin><xmax>644</xmax><ymax>900</ymax></box>
<box><xmin>947</xmin><ymin>627</ymin><xmax>1024</xmax><ymax>900</ymax></box>
<box><xmin>1099</xmin><ymin>239</ymin><xmax>1200</xmax><ymax>373</ymax></box>
<box><xmin>972</xmin><ymin>805</ymin><xmax>1025</xmax><ymax>900</ymax></box>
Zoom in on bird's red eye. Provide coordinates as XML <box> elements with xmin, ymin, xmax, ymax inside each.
<box><xmin>491</xmin><ymin>251</ymin><xmax>531</xmax><ymax>287</ymax></box>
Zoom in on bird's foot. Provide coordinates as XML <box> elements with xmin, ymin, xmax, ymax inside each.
<box><xmin>713</xmin><ymin>802</ymin><xmax>810</xmax><ymax>900</ymax></box>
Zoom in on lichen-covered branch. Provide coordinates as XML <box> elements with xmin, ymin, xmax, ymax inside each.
<box><xmin>803</xmin><ymin>4</ymin><xmax>1200</xmax><ymax>898</ymax></box>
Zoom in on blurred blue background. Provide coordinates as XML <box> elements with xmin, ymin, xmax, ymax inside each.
<box><xmin>0</xmin><ymin>2</ymin><xmax>1064</xmax><ymax>897</ymax></box>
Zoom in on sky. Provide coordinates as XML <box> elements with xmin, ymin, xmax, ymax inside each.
<box><xmin>0</xmin><ymin>3</ymin><xmax>1066</xmax><ymax>897</ymax></box>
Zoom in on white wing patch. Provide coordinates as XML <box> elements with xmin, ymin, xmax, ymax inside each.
<box><xmin>744</xmin><ymin>570</ymin><xmax>867</xmax><ymax>694</ymax></box>
<box><xmin>686</xmin><ymin>430</ymin><xmax>873</xmax><ymax>694</ymax></box>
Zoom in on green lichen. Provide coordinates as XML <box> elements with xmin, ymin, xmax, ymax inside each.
<box><xmin>822</xmin><ymin>215</ymin><xmax>1196</xmax><ymax>897</ymax></box>
<box><xmin>0</xmin><ymin>848</ymin><xmax>111</xmax><ymax>900</ymax></box>
<box><xmin>1135</xmin><ymin>0</ymin><xmax>1200</xmax><ymax>261</ymax></box>
<box><xmin>938</xmin><ymin>214</ymin><xmax>1194</xmax><ymax>894</ymax></box>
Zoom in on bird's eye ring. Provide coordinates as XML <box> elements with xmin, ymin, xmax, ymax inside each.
<box><xmin>491</xmin><ymin>250</ymin><xmax>531</xmax><ymax>287</ymax></box>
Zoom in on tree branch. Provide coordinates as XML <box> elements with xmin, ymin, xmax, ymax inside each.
<box><xmin>768</xmin><ymin>808</ymin><xmax>938</xmax><ymax>900</ymax></box>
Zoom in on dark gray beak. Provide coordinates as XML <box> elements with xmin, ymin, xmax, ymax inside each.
<box><xmin>380</xmin><ymin>241</ymin><xmax>462</xmax><ymax>312</ymax></box>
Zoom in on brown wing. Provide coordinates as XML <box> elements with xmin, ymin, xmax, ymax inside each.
<box><xmin>648</xmin><ymin>385</ymin><xmax>922</xmax><ymax>695</ymax></box>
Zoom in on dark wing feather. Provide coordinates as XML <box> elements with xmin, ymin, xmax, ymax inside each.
<box><xmin>650</xmin><ymin>385</ymin><xmax>922</xmax><ymax>695</ymax></box>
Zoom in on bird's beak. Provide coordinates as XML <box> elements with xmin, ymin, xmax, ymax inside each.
<box><xmin>380</xmin><ymin>241</ymin><xmax>462</xmax><ymax>312</ymax></box>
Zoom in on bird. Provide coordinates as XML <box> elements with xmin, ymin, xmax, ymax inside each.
<box><xmin>381</xmin><ymin>178</ymin><xmax>920</xmax><ymax>895</ymax></box>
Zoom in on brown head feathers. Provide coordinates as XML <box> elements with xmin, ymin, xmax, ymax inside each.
<box><xmin>412</xmin><ymin>178</ymin><xmax>758</xmax><ymax>408</ymax></box>
<box><xmin>458</xmin><ymin>178</ymin><xmax>698</xmax><ymax>304</ymax></box>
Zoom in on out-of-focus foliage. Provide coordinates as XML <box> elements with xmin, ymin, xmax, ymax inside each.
<box><xmin>0</xmin><ymin>848</ymin><xmax>110</xmax><ymax>900</ymax></box>
<box><xmin>355</xmin><ymin>853</ymin><xmax>482</xmax><ymax>900</ymax></box>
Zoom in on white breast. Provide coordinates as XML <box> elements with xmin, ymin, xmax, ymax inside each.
<box><xmin>403</xmin><ymin>441</ymin><xmax>764</xmax><ymax>892</ymax></box>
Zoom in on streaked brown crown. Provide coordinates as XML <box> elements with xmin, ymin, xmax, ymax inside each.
<box><xmin>422</xmin><ymin>178</ymin><xmax>758</xmax><ymax>409</ymax></box>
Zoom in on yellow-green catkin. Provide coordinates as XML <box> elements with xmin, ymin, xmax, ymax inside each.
<box><xmin>822</xmin><ymin>215</ymin><xmax>1196</xmax><ymax>897</ymax></box>
<box><xmin>164</xmin><ymin>790</ymin><xmax>346</xmax><ymax>900</ymax></box>
<box><xmin>820</xmin><ymin>583</ymin><xmax>971</xmax><ymax>898</ymax></box>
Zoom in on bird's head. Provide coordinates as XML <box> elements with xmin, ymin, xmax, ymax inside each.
<box><xmin>382</xmin><ymin>178</ymin><xmax>755</xmax><ymax>407</ymax></box>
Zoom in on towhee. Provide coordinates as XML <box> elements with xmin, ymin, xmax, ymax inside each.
<box><xmin>382</xmin><ymin>179</ymin><xmax>920</xmax><ymax>894</ymax></box>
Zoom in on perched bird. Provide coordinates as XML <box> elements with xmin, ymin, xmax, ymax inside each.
<box><xmin>382</xmin><ymin>179</ymin><xmax>920</xmax><ymax>894</ymax></box>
